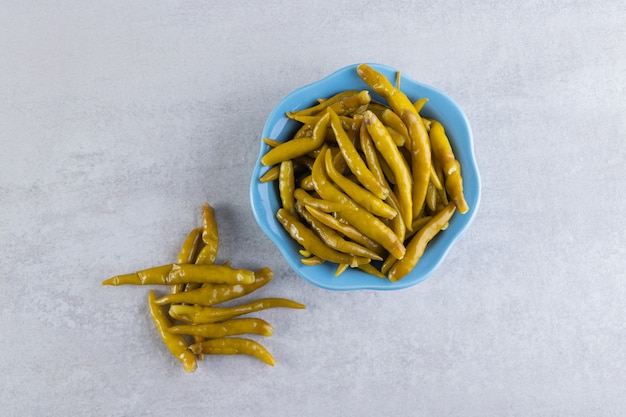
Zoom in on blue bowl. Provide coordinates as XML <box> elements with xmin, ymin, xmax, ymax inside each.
<box><xmin>250</xmin><ymin>63</ymin><xmax>481</xmax><ymax>291</ymax></box>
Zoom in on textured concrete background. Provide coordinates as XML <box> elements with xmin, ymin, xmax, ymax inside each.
<box><xmin>1</xmin><ymin>1</ymin><xmax>625</xmax><ymax>416</ymax></box>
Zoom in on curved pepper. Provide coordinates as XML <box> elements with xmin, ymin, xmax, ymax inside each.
<box><xmin>357</xmin><ymin>63</ymin><xmax>431</xmax><ymax>221</ymax></box>
<box><xmin>293</xmin><ymin>188</ymin><xmax>357</xmax><ymax>213</ymax></box>
<box><xmin>363</xmin><ymin>110</ymin><xmax>413</xmax><ymax>229</ymax></box>
<box><xmin>102</xmin><ymin>264</ymin><xmax>255</xmax><ymax>286</ymax></box>
<box><xmin>261</xmin><ymin>111</ymin><xmax>330</xmax><ymax>166</ymax></box>
<box><xmin>276</xmin><ymin>208</ymin><xmax>371</xmax><ymax>266</ymax></box>
<box><xmin>429</xmin><ymin>120</ymin><xmax>469</xmax><ymax>214</ymax></box>
<box><xmin>169</xmin><ymin>297</ymin><xmax>306</xmax><ymax>324</ymax></box>
<box><xmin>168</xmin><ymin>318</ymin><xmax>274</xmax><ymax>338</ymax></box>
<box><xmin>279</xmin><ymin>160</ymin><xmax>296</xmax><ymax>215</ymax></box>
<box><xmin>295</xmin><ymin>202</ymin><xmax>382</xmax><ymax>261</ymax></box>
<box><xmin>148</xmin><ymin>290</ymin><xmax>197</xmax><ymax>372</ymax></box>
<box><xmin>328</xmin><ymin>108</ymin><xmax>387</xmax><ymax>200</ymax></box>
<box><xmin>388</xmin><ymin>202</ymin><xmax>456</xmax><ymax>282</ymax></box>
<box><xmin>323</xmin><ymin>147</ymin><xmax>397</xmax><ymax>220</ymax></box>
<box><xmin>155</xmin><ymin>267</ymin><xmax>273</xmax><ymax>306</ymax></box>
<box><xmin>310</xmin><ymin>147</ymin><xmax>405</xmax><ymax>260</ymax></box>
<box><xmin>189</xmin><ymin>337</ymin><xmax>276</xmax><ymax>366</ymax></box>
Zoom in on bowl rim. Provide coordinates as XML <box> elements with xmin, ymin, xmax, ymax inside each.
<box><xmin>250</xmin><ymin>63</ymin><xmax>481</xmax><ymax>291</ymax></box>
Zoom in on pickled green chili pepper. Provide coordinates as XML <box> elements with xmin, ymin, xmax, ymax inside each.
<box><xmin>388</xmin><ymin>202</ymin><xmax>456</xmax><ymax>282</ymax></box>
<box><xmin>357</xmin><ymin>263</ymin><xmax>386</xmax><ymax>279</ymax></box>
<box><xmin>381</xmin><ymin>108</ymin><xmax>410</xmax><ymax>147</ymax></box>
<box><xmin>286</xmin><ymin>90</ymin><xmax>359</xmax><ymax>118</ymax></box>
<box><xmin>168</xmin><ymin>318</ymin><xmax>274</xmax><ymax>338</ymax></box>
<box><xmin>155</xmin><ymin>267</ymin><xmax>273</xmax><ymax>307</ymax></box>
<box><xmin>171</xmin><ymin>227</ymin><xmax>204</xmax><ymax>294</ymax></box>
<box><xmin>189</xmin><ymin>337</ymin><xmax>276</xmax><ymax>366</ymax></box>
<box><xmin>102</xmin><ymin>264</ymin><xmax>255</xmax><ymax>286</ymax></box>
<box><xmin>293</xmin><ymin>188</ymin><xmax>357</xmax><ymax>213</ymax></box>
<box><xmin>279</xmin><ymin>160</ymin><xmax>296</xmax><ymax>215</ymax></box>
<box><xmin>169</xmin><ymin>298</ymin><xmax>306</xmax><ymax>324</ymax></box>
<box><xmin>363</xmin><ymin>110</ymin><xmax>413</xmax><ymax>229</ymax></box>
<box><xmin>429</xmin><ymin>120</ymin><xmax>469</xmax><ymax>214</ymax></box>
<box><xmin>194</xmin><ymin>203</ymin><xmax>220</xmax><ymax>266</ymax></box>
<box><xmin>148</xmin><ymin>290</ymin><xmax>197</xmax><ymax>372</ymax></box>
<box><xmin>324</xmin><ymin>90</ymin><xmax>371</xmax><ymax>116</ymax></box>
<box><xmin>323</xmin><ymin>148</ymin><xmax>397</xmax><ymax>220</ymax></box>
<box><xmin>328</xmin><ymin>108</ymin><xmax>388</xmax><ymax>200</ymax></box>
<box><xmin>295</xmin><ymin>202</ymin><xmax>382</xmax><ymax>261</ymax></box>
<box><xmin>175</xmin><ymin>227</ymin><xmax>203</xmax><ymax>265</ymax></box>
<box><xmin>276</xmin><ymin>208</ymin><xmax>371</xmax><ymax>266</ymax></box>
<box><xmin>303</xmin><ymin>205</ymin><xmax>384</xmax><ymax>256</ymax></box>
<box><xmin>261</xmin><ymin>111</ymin><xmax>330</xmax><ymax>166</ymax></box>
<box><xmin>413</xmin><ymin>97</ymin><xmax>428</xmax><ymax>113</ymax></box>
<box><xmin>357</xmin><ymin>63</ymin><xmax>431</xmax><ymax>222</ymax></box>
<box><xmin>310</xmin><ymin>147</ymin><xmax>405</xmax><ymax>260</ymax></box>
<box><xmin>260</xmin><ymin>166</ymin><xmax>280</xmax><ymax>182</ymax></box>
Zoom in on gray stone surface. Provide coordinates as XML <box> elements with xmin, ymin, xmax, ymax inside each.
<box><xmin>1</xmin><ymin>1</ymin><xmax>625</xmax><ymax>416</ymax></box>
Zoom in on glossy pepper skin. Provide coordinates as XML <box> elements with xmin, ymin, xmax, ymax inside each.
<box><xmin>357</xmin><ymin>63</ymin><xmax>432</xmax><ymax>222</ymax></box>
<box><xmin>293</xmin><ymin>188</ymin><xmax>357</xmax><ymax>214</ymax></box>
<box><xmin>286</xmin><ymin>90</ymin><xmax>359</xmax><ymax>118</ymax></box>
<box><xmin>101</xmin><ymin>264</ymin><xmax>255</xmax><ymax>286</ymax></box>
<box><xmin>311</xmin><ymin>147</ymin><xmax>406</xmax><ymax>260</ymax></box>
<box><xmin>328</xmin><ymin>107</ymin><xmax>387</xmax><ymax>200</ymax></box>
<box><xmin>388</xmin><ymin>202</ymin><xmax>456</xmax><ymax>282</ymax></box>
<box><xmin>155</xmin><ymin>267</ymin><xmax>273</xmax><ymax>307</ymax></box>
<box><xmin>428</xmin><ymin>120</ymin><xmax>469</xmax><ymax>214</ymax></box>
<box><xmin>168</xmin><ymin>318</ymin><xmax>274</xmax><ymax>338</ymax></box>
<box><xmin>261</xmin><ymin>111</ymin><xmax>330</xmax><ymax>166</ymax></box>
<box><xmin>169</xmin><ymin>298</ymin><xmax>306</xmax><ymax>324</ymax></box>
<box><xmin>148</xmin><ymin>290</ymin><xmax>197</xmax><ymax>372</ymax></box>
<box><xmin>304</xmin><ymin>205</ymin><xmax>384</xmax><ymax>256</ymax></box>
<box><xmin>295</xmin><ymin>202</ymin><xmax>382</xmax><ymax>261</ymax></box>
<box><xmin>323</xmin><ymin>148</ymin><xmax>397</xmax><ymax>220</ymax></box>
<box><xmin>195</xmin><ymin>202</ymin><xmax>220</xmax><ymax>265</ymax></box>
<box><xmin>363</xmin><ymin>110</ymin><xmax>413</xmax><ymax>229</ymax></box>
<box><xmin>276</xmin><ymin>208</ymin><xmax>371</xmax><ymax>266</ymax></box>
<box><xmin>189</xmin><ymin>337</ymin><xmax>276</xmax><ymax>366</ymax></box>
<box><xmin>171</xmin><ymin>227</ymin><xmax>204</xmax><ymax>294</ymax></box>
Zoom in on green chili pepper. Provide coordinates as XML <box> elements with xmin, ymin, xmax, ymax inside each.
<box><xmin>324</xmin><ymin>90</ymin><xmax>371</xmax><ymax>116</ymax></box>
<box><xmin>102</xmin><ymin>264</ymin><xmax>255</xmax><ymax>286</ymax></box>
<box><xmin>261</xmin><ymin>111</ymin><xmax>330</xmax><ymax>166</ymax></box>
<box><xmin>381</xmin><ymin>108</ymin><xmax>410</xmax><ymax>148</ymax></box>
<box><xmin>363</xmin><ymin>110</ymin><xmax>413</xmax><ymax>229</ymax></box>
<box><xmin>357</xmin><ymin>263</ymin><xmax>386</xmax><ymax>279</ymax></box>
<box><xmin>304</xmin><ymin>205</ymin><xmax>384</xmax><ymax>256</ymax></box>
<box><xmin>293</xmin><ymin>188</ymin><xmax>357</xmax><ymax>213</ymax></box>
<box><xmin>279</xmin><ymin>160</ymin><xmax>296</xmax><ymax>215</ymax></box>
<box><xmin>357</xmin><ymin>64</ymin><xmax>431</xmax><ymax>222</ymax></box>
<box><xmin>168</xmin><ymin>318</ymin><xmax>273</xmax><ymax>338</ymax></box>
<box><xmin>171</xmin><ymin>227</ymin><xmax>204</xmax><ymax>294</ymax></box>
<box><xmin>155</xmin><ymin>267</ymin><xmax>273</xmax><ymax>306</ymax></box>
<box><xmin>286</xmin><ymin>90</ymin><xmax>359</xmax><ymax>118</ymax></box>
<box><xmin>148</xmin><ymin>290</ymin><xmax>197</xmax><ymax>372</ymax></box>
<box><xmin>328</xmin><ymin>108</ymin><xmax>387</xmax><ymax>200</ymax></box>
<box><xmin>388</xmin><ymin>202</ymin><xmax>456</xmax><ymax>282</ymax></box>
<box><xmin>188</xmin><ymin>337</ymin><xmax>276</xmax><ymax>366</ymax></box>
<box><xmin>276</xmin><ymin>208</ymin><xmax>371</xmax><ymax>266</ymax></box>
<box><xmin>295</xmin><ymin>202</ymin><xmax>382</xmax><ymax>261</ymax></box>
<box><xmin>311</xmin><ymin>146</ymin><xmax>406</xmax><ymax>260</ymax></box>
<box><xmin>260</xmin><ymin>166</ymin><xmax>280</xmax><ymax>182</ymax></box>
<box><xmin>323</xmin><ymin>148</ymin><xmax>397</xmax><ymax>219</ymax></box>
<box><xmin>429</xmin><ymin>120</ymin><xmax>469</xmax><ymax>214</ymax></box>
<box><xmin>169</xmin><ymin>298</ymin><xmax>306</xmax><ymax>324</ymax></box>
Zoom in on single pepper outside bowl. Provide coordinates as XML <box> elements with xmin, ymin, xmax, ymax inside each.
<box><xmin>250</xmin><ymin>63</ymin><xmax>481</xmax><ymax>291</ymax></box>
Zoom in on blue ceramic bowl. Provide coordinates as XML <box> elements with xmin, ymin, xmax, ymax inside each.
<box><xmin>250</xmin><ymin>63</ymin><xmax>481</xmax><ymax>291</ymax></box>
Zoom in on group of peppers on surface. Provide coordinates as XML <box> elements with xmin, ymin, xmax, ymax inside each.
<box><xmin>103</xmin><ymin>203</ymin><xmax>306</xmax><ymax>372</ymax></box>
<box><xmin>260</xmin><ymin>63</ymin><xmax>469</xmax><ymax>281</ymax></box>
